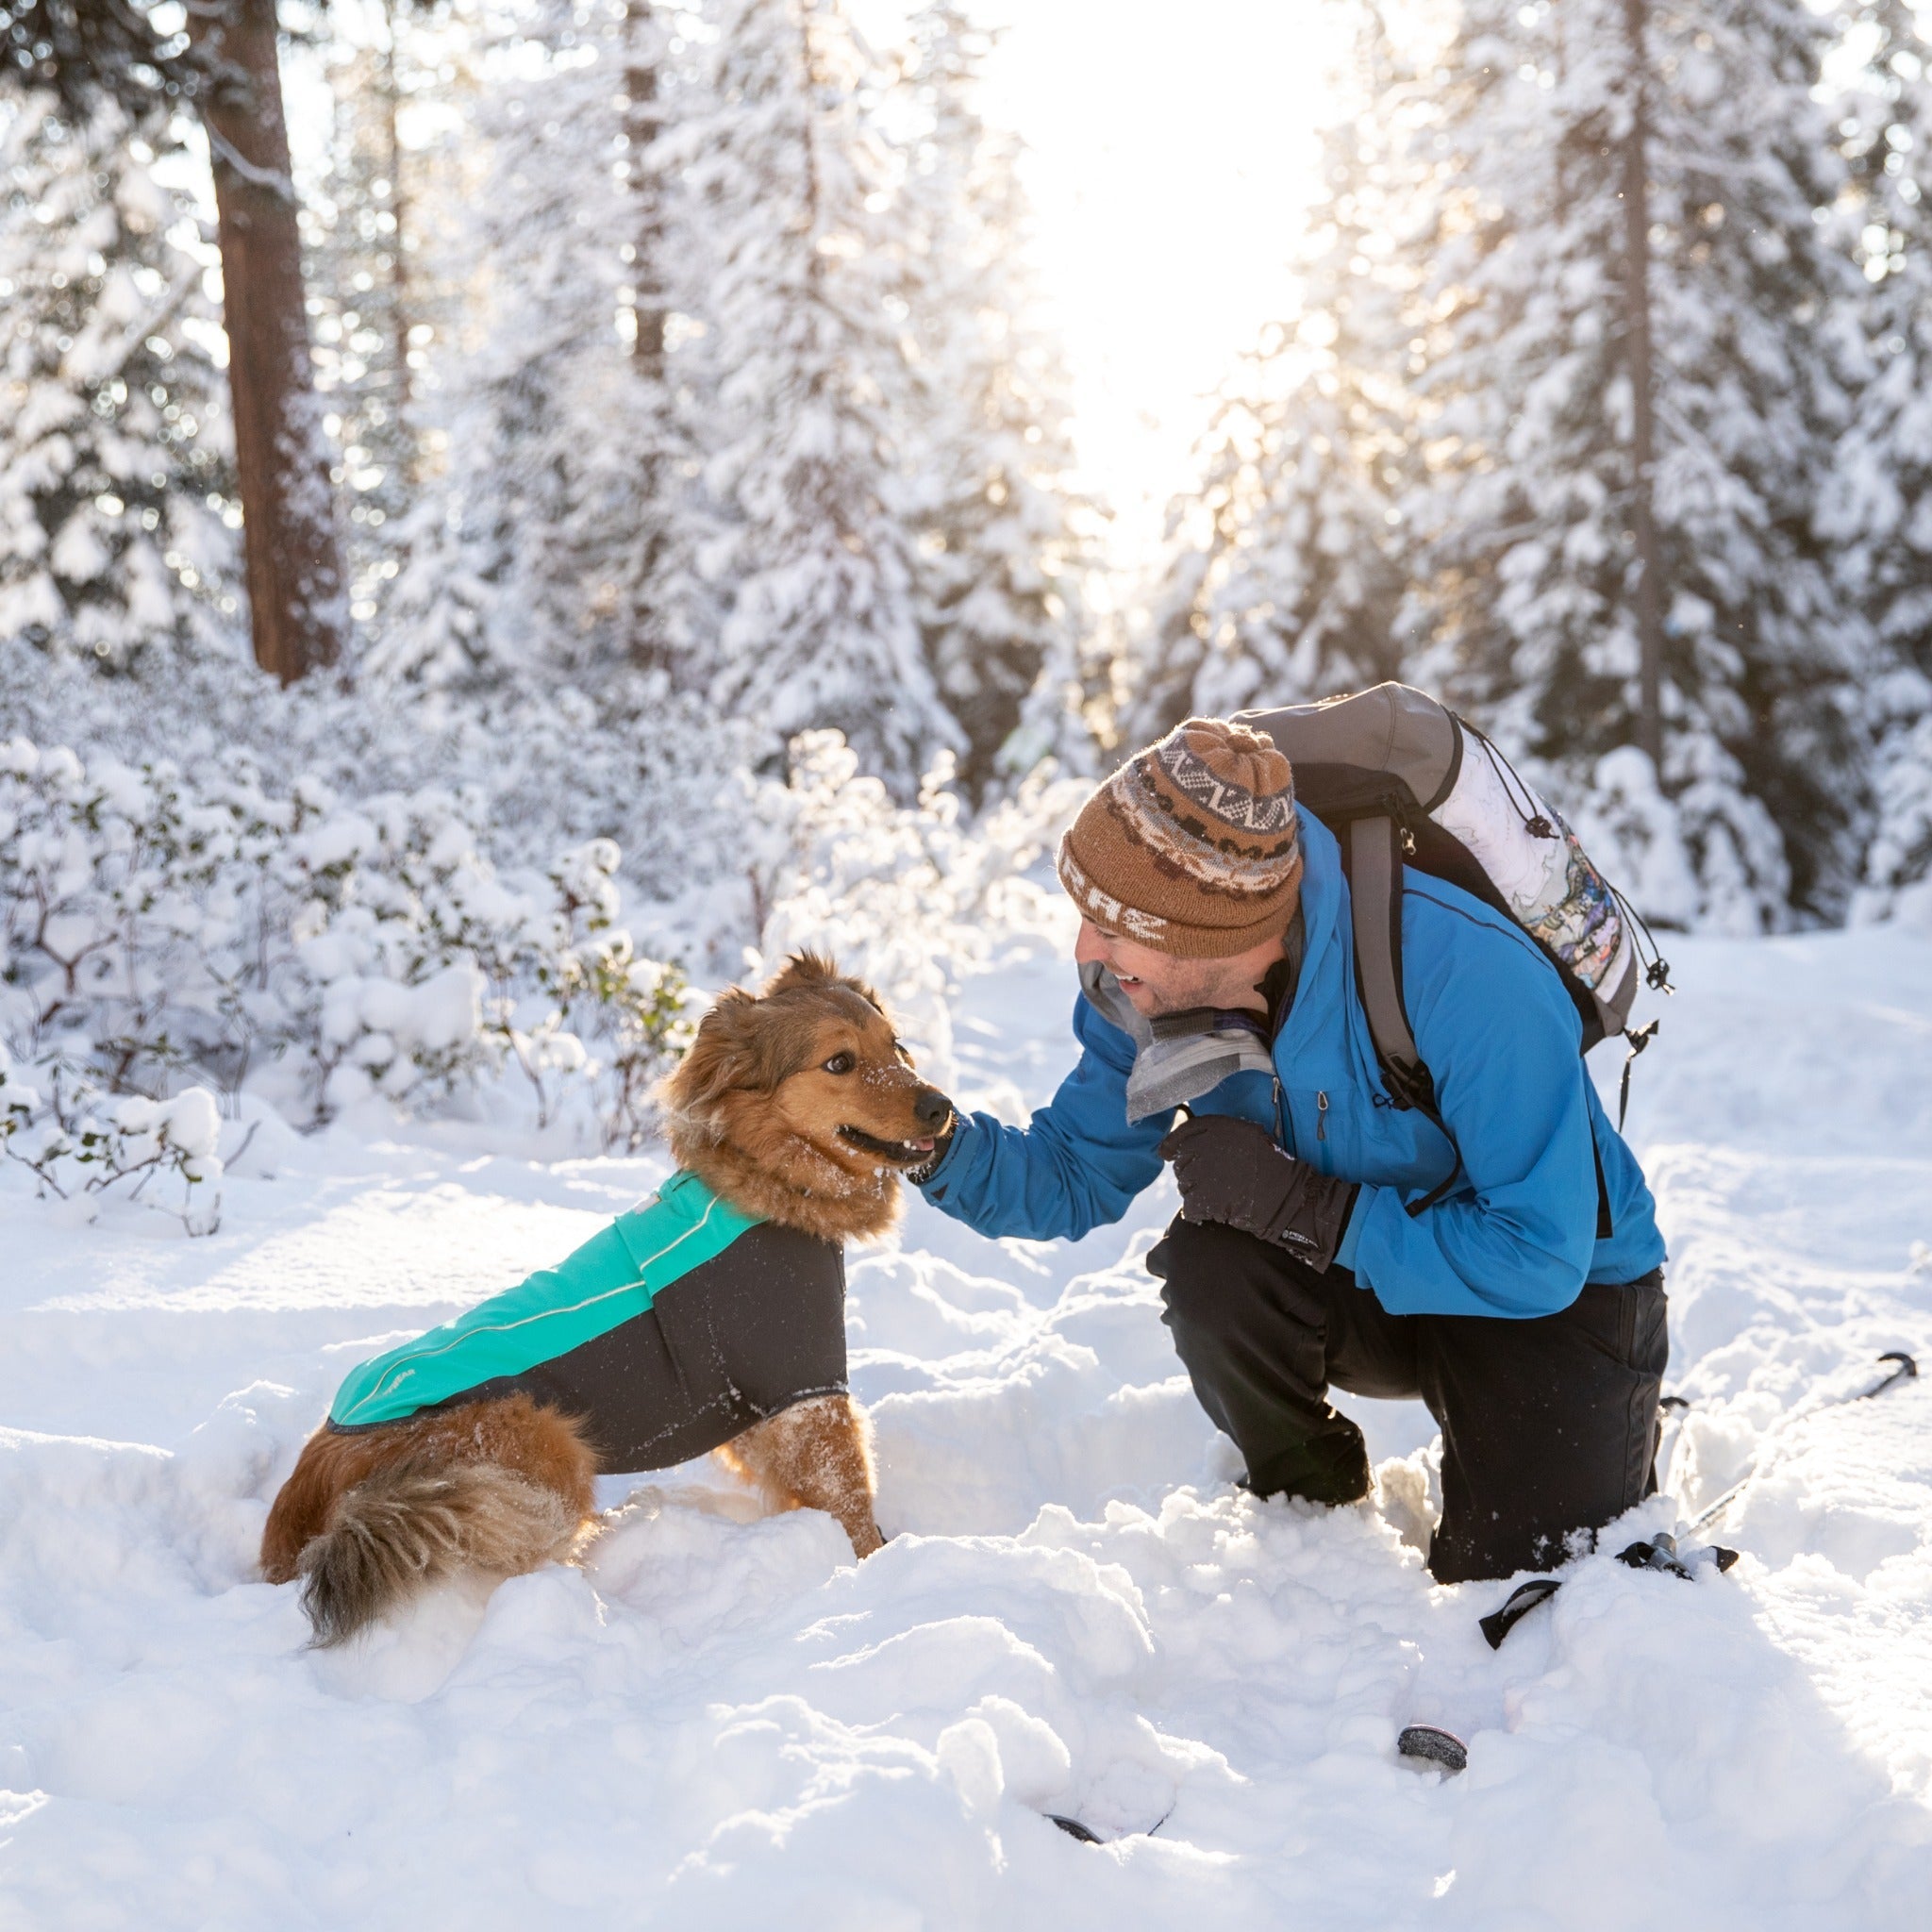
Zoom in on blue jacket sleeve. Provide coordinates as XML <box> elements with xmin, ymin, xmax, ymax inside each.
<box><xmin>915</xmin><ymin>994</ymin><xmax>1170</xmax><ymax>1241</ymax></box>
<box><xmin>1337</xmin><ymin>900</ymin><xmax>1599</xmax><ymax>1319</ymax></box>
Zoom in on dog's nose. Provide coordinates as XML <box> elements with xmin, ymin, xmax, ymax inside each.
<box><xmin>914</xmin><ymin>1088</ymin><xmax>954</xmax><ymax>1131</ymax></box>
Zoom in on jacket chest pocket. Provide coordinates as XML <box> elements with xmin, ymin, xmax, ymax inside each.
<box><xmin>1286</xmin><ymin>1082</ymin><xmax>1432</xmax><ymax>1185</ymax></box>
<box><xmin>1281</xmin><ymin>1084</ymin><xmax>1357</xmax><ymax>1172</ymax></box>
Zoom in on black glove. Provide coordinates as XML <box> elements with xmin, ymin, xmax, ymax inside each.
<box><xmin>1158</xmin><ymin>1114</ymin><xmax>1358</xmax><ymax>1272</ymax></box>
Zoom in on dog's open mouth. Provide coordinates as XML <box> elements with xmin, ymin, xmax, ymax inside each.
<box><xmin>836</xmin><ymin>1124</ymin><xmax>938</xmax><ymax>1165</ymax></box>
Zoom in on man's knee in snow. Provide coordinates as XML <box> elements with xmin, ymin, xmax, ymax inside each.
<box><xmin>1149</xmin><ymin>1217</ymin><xmax>1288</xmax><ymax>1340</ymax></box>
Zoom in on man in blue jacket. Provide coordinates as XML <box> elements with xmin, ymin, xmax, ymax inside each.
<box><xmin>911</xmin><ymin>718</ymin><xmax>1668</xmax><ymax>1582</ymax></box>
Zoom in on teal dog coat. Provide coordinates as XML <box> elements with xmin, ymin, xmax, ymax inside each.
<box><xmin>327</xmin><ymin>1170</ymin><xmax>850</xmax><ymax>1471</ymax></box>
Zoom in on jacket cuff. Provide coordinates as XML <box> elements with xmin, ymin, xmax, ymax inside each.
<box><xmin>911</xmin><ymin>1116</ymin><xmax>972</xmax><ymax>1195</ymax></box>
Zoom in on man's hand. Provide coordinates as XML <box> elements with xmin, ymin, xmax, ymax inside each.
<box><xmin>1158</xmin><ymin>1114</ymin><xmax>1358</xmax><ymax>1272</ymax></box>
<box><xmin>905</xmin><ymin>1113</ymin><xmax>957</xmax><ymax>1185</ymax></box>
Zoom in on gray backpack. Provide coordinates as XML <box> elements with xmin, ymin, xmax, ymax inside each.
<box><xmin>1236</xmin><ymin>684</ymin><xmax>1672</xmax><ymax>1217</ymax></box>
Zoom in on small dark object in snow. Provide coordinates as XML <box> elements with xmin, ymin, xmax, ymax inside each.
<box><xmin>1041</xmin><ymin>1807</ymin><xmax>1174</xmax><ymax>1845</ymax></box>
<box><xmin>1397</xmin><ymin>1724</ymin><xmax>1468</xmax><ymax>1774</ymax></box>
<box><xmin>1045</xmin><ymin>1813</ymin><xmax>1103</xmax><ymax>1844</ymax></box>
<box><xmin>1866</xmin><ymin>1351</ymin><xmax>1918</xmax><ymax>1399</ymax></box>
<box><xmin>1617</xmin><ymin>1531</ymin><xmax>1738</xmax><ymax>1580</ymax></box>
<box><xmin>1479</xmin><ymin>1575</ymin><xmax>1561</xmax><ymax>1649</ymax></box>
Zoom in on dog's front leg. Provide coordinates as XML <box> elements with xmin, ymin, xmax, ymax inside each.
<box><xmin>718</xmin><ymin>1394</ymin><xmax>884</xmax><ymax>1557</ymax></box>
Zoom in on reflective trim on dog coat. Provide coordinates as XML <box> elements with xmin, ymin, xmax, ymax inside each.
<box><xmin>329</xmin><ymin>1171</ymin><xmax>763</xmax><ymax>1430</ymax></box>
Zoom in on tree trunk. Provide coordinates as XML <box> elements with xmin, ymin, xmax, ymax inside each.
<box><xmin>189</xmin><ymin>0</ymin><xmax>346</xmax><ymax>681</ymax></box>
<box><xmin>625</xmin><ymin>4</ymin><xmax>667</xmax><ymax>379</ymax></box>
<box><xmin>1621</xmin><ymin>0</ymin><xmax>1664</xmax><ymax>770</ymax></box>
<box><xmin>380</xmin><ymin>0</ymin><xmax>412</xmax><ymax>420</ymax></box>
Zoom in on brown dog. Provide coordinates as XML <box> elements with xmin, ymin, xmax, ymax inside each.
<box><xmin>260</xmin><ymin>954</ymin><xmax>953</xmax><ymax>1643</ymax></box>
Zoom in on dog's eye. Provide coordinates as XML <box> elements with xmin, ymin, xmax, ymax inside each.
<box><xmin>823</xmin><ymin>1052</ymin><xmax>856</xmax><ymax>1075</ymax></box>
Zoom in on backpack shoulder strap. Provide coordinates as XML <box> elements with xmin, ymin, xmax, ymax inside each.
<box><xmin>1338</xmin><ymin>813</ymin><xmax>1611</xmax><ymax>1239</ymax></box>
<box><xmin>1341</xmin><ymin>813</ymin><xmax>1431</xmax><ymax>1111</ymax></box>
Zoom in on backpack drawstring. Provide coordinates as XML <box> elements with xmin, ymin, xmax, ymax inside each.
<box><xmin>1611</xmin><ymin>885</ymin><xmax>1675</xmax><ymax>995</ymax></box>
<box><xmin>1461</xmin><ymin>720</ymin><xmax>1556</xmax><ymax>841</ymax></box>
<box><xmin>1609</xmin><ymin>890</ymin><xmax>1674</xmax><ymax>1131</ymax></box>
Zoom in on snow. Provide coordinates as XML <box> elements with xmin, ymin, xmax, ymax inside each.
<box><xmin>1</xmin><ymin>917</ymin><xmax>1929</xmax><ymax>1926</ymax></box>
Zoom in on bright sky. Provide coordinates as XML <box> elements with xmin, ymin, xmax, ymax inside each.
<box><xmin>855</xmin><ymin>0</ymin><xmax>1353</xmax><ymax>559</ymax></box>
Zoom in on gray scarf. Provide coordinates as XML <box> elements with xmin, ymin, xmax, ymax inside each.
<box><xmin>1079</xmin><ymin>912</ymin><xmax>1301</xmax><ymax>1124</ymax></box>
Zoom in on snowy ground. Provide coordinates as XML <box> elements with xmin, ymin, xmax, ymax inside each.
<box><xmin>3</xmin><ymin>924</ymin><xmax>1930</xmax><ymax>1928</ymax></box>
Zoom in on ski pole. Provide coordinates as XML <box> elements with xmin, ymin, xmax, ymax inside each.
<box><xmin>1686</xmin><ymin>1351</ymin><xmax>1917</xmax><ymax>1535</ymax></box>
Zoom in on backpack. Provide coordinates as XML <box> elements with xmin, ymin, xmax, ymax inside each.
<box><xmin>1235</xmin><ymin>683</ymin><xmax>1672</xmax><ymax>1221</ymax></box>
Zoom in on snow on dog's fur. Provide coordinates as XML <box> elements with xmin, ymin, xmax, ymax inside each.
<box><xmin>261</xmin><ymin>954</ymin><xmax>953</xmax><ymax>1644</ymax></box>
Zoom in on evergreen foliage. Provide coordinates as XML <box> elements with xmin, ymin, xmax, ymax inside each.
<box><xmin>367</xmin><ymin>1</ymin><xmax>695</xmax><ymax>687</ymax></box>
<box><xmin>4</xmin><ymin>1</ymin><xmax>1092</xmax><ymax>800</ymax></box>
<box><xmin>895</xmin><ymin>4</ymin><xmax>1091</xmax><ymax>796</ymax></box>
<box><xmin>0</xmin><ymin>90</ymin><xmax>238</xmax><ymax>666</ymax></box>
<box><xmin>1131</xmin><ymin>46</ymin><xmax>1422</xmax><ymax>746</ymax></box>
<box><xmin>0</xmin><ymin>0</ymin><xmax>200</xmax><ymax>111</ymax></box>
<box><xmin>304</xmin><ymin>13</ymin><xmax>426</xmax><ymax>639</ymax></box>
<box><xmin>1144</xmin><ymin>0</ymin><xmax>1891</xmax><ymax>930</ymax></box>
<box><xmin>1408</xmin><ymin>0</ymin><xmax>1868</xmax><ymax>928</ymax></box>
<box><xmin>1825</xmin><ymin>1</ymin><xmax>1932</xmax><ymax>923</ymax></box>
<box><xmin>686</xmin><ymin>0</ymin><xmax>953</xmax><ymax>791</ymax></box>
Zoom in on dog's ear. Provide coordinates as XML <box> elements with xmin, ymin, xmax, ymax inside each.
<box><xmin>841</xmin><ymin>971</ymin><xmax>889</xmax><ymax>1020</ymax></box>
<box><xmin>763</xmin><ymin>950</ymin><xmax>889</xmax><ymax>1020</ymax></box>
<box><xmin>658</xmin><ymin>987</ymin><xmax>762</xmax><ymax>1123</ymax></box>
<box><xmin>760</xmin><ymin>952</ymin><xmax>841</xmax><ymax>998</ymax></box>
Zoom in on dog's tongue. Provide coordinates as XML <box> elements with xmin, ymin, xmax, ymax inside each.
<box><xmin>908</xmin><ymin>1137</ymin><xmax>935</xmax><ymax>1153</ymax></box>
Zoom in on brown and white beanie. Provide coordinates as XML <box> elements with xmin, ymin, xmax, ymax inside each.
<box><xmin>1056</xmin><ymin>719</ymin><xmax>1304</xmax><ymax>958</ymax></box>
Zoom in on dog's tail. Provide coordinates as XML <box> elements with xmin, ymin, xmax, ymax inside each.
<box><xmin>297</xmin><ymin>1462</ymin><xmax>579</xmax><ymax>1647</ymax></box>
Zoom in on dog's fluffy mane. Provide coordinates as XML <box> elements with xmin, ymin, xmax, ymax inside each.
<box><xmin>658</xmin><ymin>952</ymin><xmax>913</xmax><ymax>1243</ymax></box>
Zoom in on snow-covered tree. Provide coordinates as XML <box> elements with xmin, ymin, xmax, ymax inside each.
<box><xmin>1128</xmin><ymin>18</ymin><xmax>1424</xmax><ymax>745</ymax></box>
<box><xmin>305</xmin><ymin>5</ymin><xmax>434</xmax><ymax>639</ymax></box>
<box><xmin>0</xmin><ymin>91</ymin><xmax>238</xmax><ymax>666</ymax></box>
<box><xmin>893</xmin><ymin>4</ymin><xmax>1092</xmax><ymax>795</ymax></box>
<box><xmin>373</xmin><ymin>0</ymin><xmax>708</xmax><ymax>688</ymax></box>
<box><xmin>1135</xmin><ymin>370</ymin><xmax>1410</xmax><ymax>741</ymax></box>
<box><xmin>1822</xmin><ymin>2</ymin><xmax>1932</xmax><ymax>924</ymax></box>
<box><xmin>687</xmin><ymin>0</ymin><xmax>954</xmax><ymax>791</ymax></box>
<box><xmin>4</xmin><ymin>0</ymin><xmax>347</xmax><ymax>681</ymax></box>
<box><xmin>1402</xmin><ymin>0</ymin><xmax>1870</xmax><ymax>928</ymax></box>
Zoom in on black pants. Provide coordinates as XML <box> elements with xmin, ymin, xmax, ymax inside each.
<box><xmin>1149</xmin><ymin>1216</ymin><xmax>1669</xmax><ymax>1582</ymax></box>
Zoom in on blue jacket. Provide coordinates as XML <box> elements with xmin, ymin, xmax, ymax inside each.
<box><xmin>919</xmin><ymin>809</ymin><xmax>1665</xmax><ymax>1319</ymax></box>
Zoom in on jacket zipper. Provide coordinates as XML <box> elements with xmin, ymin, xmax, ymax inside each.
<box><xmin>1274</xmin><ymin>1074</ymin><xmax>1292</xmax><ymax>1154</ymax></box>
<box><xmin>1317</xmin><ymin>1091</ymin><xmax>1328</xmax><ymax>1141</ymax></box>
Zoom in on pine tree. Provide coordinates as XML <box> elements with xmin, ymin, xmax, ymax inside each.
<box><xmin>0</xmin><ymin>90</ymin><xmax>238</xmax><ymax>666</ymax></box>
<box><xmin>1134</xmin><ymin>370</ymin><xmax>1409</xmax><ymax>741</ymax></box>
<box><xmin>894</xmin><ymin>4</ymin><xmax>1091</xmax><ymax>796</ymax></box>
<box><xmin>1822</xmin><ymin>3</ymin><xmax>1932</xmax><ymax>923</ymax></box>
<box><xmin>688</xmin><ymin>0</ymin><xmax>954</xmax><ymax>791</ymax></box>
<box><xmin>374</xmin><ymin>0</ymin><xmax>705</xmax><ymax>688</ymax></box>
<box><xmin>5</xmin><ymin>0</ymin><xmax>350</xmax><ymax>681</ymax></box>
<box><xmin>1127</xmin><ymin>18</ymin><xmax>1423</xmax><ymax>746</ymax></box>
<box><xmin>307</xmin><ymin>22</ymin><xmax>421</xmax><ymax>641</ymax></box>
<box><xmin>1402</xmin><ymin>0</ymin><xmax>1869</xmax><ymax>929</ymax></box>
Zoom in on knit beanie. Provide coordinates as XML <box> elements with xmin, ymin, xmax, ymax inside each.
<box><xmin>1057</xmin><ymin>719</ymin><xmax>1304</xmax><ymax>958</ymax></box>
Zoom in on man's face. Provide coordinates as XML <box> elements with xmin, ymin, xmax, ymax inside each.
<box><xmin>1074</xmin><ymin>920</ymin><xmax>1282</xmax><ymax>1018</ymax></box>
